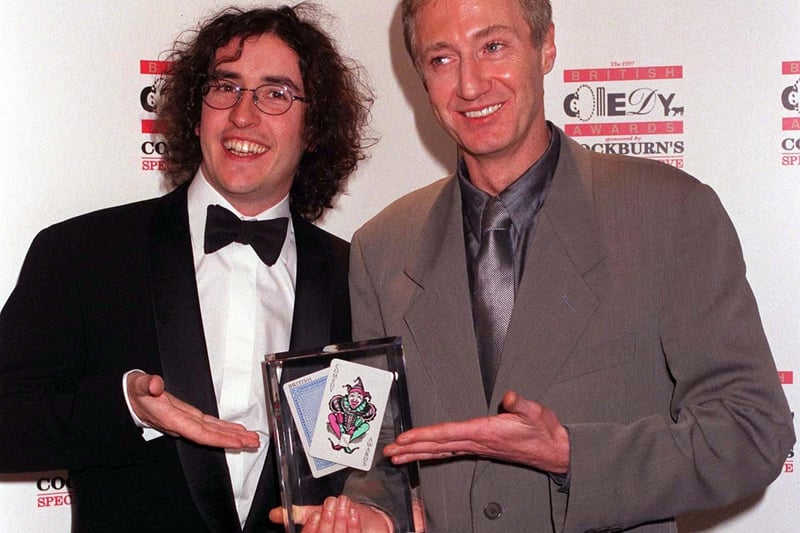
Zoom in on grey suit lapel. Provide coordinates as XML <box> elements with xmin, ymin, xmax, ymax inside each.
<box><xmin>493</xmin><ymin>131</ymin><xmax>605</xmax><ymax>406</ymax></box>
<box><xmin>148</xmin><ymin>185</ymin><xmax>241</xmax><ymax>533</ymax></box>
<box><xmin>402</xmin><ymin>131</ymin><xmax>605</xmax><ymax>418</ymax></box>
<box><xmin>403</xmin><ymin>178</ymin><xmax>488</xmax><ymax>419</ymax></box>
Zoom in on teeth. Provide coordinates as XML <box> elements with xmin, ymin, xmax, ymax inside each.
<box><xmin>465</xmin><ymin>104</ymin><xmax>502</xmax><ymax>118</ymax></box>
<box><xmin>223</xmin><ymin>139</ymin><xmax>267</xmax><ymax>155</ymax></box>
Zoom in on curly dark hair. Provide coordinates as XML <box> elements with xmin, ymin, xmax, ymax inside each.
<box><xmin>157</xmin><ymin>3</ymin><xmax>373</xmax><ymax>221</ymax></box>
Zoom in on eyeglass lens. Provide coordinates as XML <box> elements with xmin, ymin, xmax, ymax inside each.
<box><xmin>202</xmin><ymin>81</ymin><xmax>304</xmax><ymax>115</ymax></box>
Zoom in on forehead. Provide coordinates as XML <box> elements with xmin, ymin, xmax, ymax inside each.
<box><xmin>414</xmin><ymin>0</ymin><xmax>530</xmax><ymax>50</ymax></box>
<box><xmin>212</xmin><ymin>33</ymin><xmax>303</xmax><ymax>85</ymax></box>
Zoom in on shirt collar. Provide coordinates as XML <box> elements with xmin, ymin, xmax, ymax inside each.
<box><xmin>459</xmin><ymin>122</ymin><xmax>560</xmax><ymax>238</ymax></box>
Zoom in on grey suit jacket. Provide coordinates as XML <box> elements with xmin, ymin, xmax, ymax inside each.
<box><xmin>349</xmin><ymin>128</ymin><xmax>794</xmax><ymax>533</ymax></box>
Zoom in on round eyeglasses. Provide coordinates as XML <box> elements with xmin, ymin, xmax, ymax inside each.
<box><xmin>201</xmin><ymin>80</ymin><xmax>309</xmax><ymax>116</ymax></box>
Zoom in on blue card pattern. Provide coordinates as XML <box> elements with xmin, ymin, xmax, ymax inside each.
<box><xmin>290</xmin><ymin>375</ymin><xmax>338</xmax><ymax>470</ymax></box>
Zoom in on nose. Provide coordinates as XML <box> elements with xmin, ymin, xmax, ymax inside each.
<box><xmin>228</xmin><ymin>90</ymin><xmax>261</xmax><ymax>128</ymax></box>
<box><xmin>457</xmin><ymin>57</ymin><xmax>490</xmax><ymax>100</ymax></box>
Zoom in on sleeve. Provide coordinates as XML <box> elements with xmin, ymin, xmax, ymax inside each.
<box><xmin>0</xmin><ymin>228</ymin><xmax>148</xmax><ymax>473</ymax></box>
<box><xmin>560</xmin><ymin>184</ymin><xmax>794</xmax><ymax>532</ymax></box>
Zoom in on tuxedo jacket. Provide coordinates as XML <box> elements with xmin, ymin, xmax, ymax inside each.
<box><xmin>350</xmin><ymin>128</ymin><xmax>794</xmax><ymax>533</ymax></box>
<box><xmin>0</xmin><ymin>184</ymin><xmax>351</xmax><ymax>533</ymax></box>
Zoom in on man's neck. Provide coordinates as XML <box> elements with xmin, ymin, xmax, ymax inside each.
<box><xmin>461</xmin><ymin>128</ymin><xmax>552</xmax><ymax>196</ymax></box>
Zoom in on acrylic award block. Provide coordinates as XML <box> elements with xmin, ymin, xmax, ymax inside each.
<box><xmin>263</xmin><ymin>337</ymin><xmax>423</xmax><ymax>532</ymax></box>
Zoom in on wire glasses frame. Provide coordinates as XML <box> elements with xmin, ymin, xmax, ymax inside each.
<box><xmin>201</xmin><ymin>80</ymin><xmax>309</xmax><ymax>116</ymax></box>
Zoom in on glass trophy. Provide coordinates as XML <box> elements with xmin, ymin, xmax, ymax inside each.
<box><xmin>263</xmin><ymin>337</ymin><xmax>423</xmax><ymax>532</ymax></box>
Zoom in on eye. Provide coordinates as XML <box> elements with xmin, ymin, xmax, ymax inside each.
<box><xmin>429</xmin><ymin>55</ymin><xmax>453</xmax><ymax>68</ymax></box>
<box><xmin>203</xmin><ymin>80</ymin><xmax>238</xmax><ymax>98</ymax></box>
<box><xmin>213</xmin><ymin>81</ymin><xmax>238</xmax><ymax>93</ymax></box>
<box><xmin>260</xmin><ymin>85</ymin><xmax>291</xmax><ymax>101</ymax></box>
<box><xmin>485</xmin><ymin>41</ymin><xmax>503</xmax><ymax>53</ymax></box>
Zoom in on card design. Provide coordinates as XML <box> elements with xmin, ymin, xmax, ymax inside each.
<box><xmin>310</xmin><ymin>359</ymin><xmax>393</xmax><ymax>472</ymax></box>
<box><xmin>282</xmin><ymin>368</ymin><xmax>347</xmax><ymax>478</ymax></box>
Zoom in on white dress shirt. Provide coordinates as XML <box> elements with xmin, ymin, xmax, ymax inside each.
<box><xmin>189</xmin><ymin>172</ymin><xmax>296</xmax><ymax>526</ymax></box>
<box><xmin>125</xmin><ymin>171</ymin><xmax>296</xmax><ymax>527</ymax></box>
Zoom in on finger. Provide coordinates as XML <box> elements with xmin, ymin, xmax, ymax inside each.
<box><xmin>180</xmin><ymin>423</ymin><xmax>260</xmax><ymax>449</ymax></box>
<box><xmin>281</xmin><ymin>504</ymin><xmax>323</xmax><ymax>526</ymax></box>
<box><xmin>501</xmin><ymin>389</ymin><xmax>540</xmax><ymax>418</ymax></box>
<box><xmin>147</xmin><ymin>374</ymin><xmax>166</xmax><ymax>396</ymax></box>
<box><xmin>301</xmin><ymin>511</ymin><xmax>321</xmax><ymax>533</ymax></box>
<box><xmin>316</xmin><ymin>497</ymin><xmax>339</xmax><ymax>532</ymax></box>
<box><xmin>268</xmin><ymin>505</ymin><xmax>286</xmax><ymax>525</ymax></box>
<box><xmin>334</xmin><ymin>496</ymin><xmax>351</xmax><ymax>533</ymax></box>
<box><xmin>386</xmin><ymin>437</ymin><xmax>477</xmax><ymax>457</ymax></box>
<box><xmin>412</xmin><ymin>499</ymin><xmax>426</xmax><ymax>533</ymax></box>
<box><xmin>395</xmin><ymin>419</ymin><xmax>481</xmax><ymax>445</ymax></box>
<box><xmin>152</xmin><ymin>404</ymin><xmax>260</xmax><ymax>448</ymax></box>
<box><xmin>388</xmin><ymin>451</ymin><xmax>457</xmax><ymax>464</ymax></box>
<box><xmin>197</xmin><ymin>424</ymin><xmax>262</xmax><ymax>448</ymax></box>
<box><xmin>394</xmin><ymin>425</ymin><xmax>453</xmax><ymax>445</ymax></box>
<box><xmin>347</xmin><ymin>506</ymin><xmax>362</xmax><ymax>533</ymax></box>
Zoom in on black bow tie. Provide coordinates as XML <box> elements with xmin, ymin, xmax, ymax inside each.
<box><xmin>203</xmin><ymin>204</ymin><xmax>288</xmax><ymax>266</ymax></box>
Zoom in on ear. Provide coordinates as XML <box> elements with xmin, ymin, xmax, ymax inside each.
<box><xmin>540</xmin><ymin>23</ymin><xmax>557</xmax><ymax>75</ymax></box>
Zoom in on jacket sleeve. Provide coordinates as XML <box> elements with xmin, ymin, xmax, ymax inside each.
<box><xmin>561</xmin><ymin>184</ymin><xmax>795</xmax><ymax>532</ymax></box>
<box><xmin>0</xmin><ymin>226</ymin><xmax>149</xmax><ymax>473</ymax></box>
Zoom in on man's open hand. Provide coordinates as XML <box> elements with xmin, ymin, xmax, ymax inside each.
<box><xmin>384</xmin><ymin>390</ymin><xmax>569</xmax><ymax>473</ymax></box>
<box><xmin>126</xmin><ymin>371</ymin><xmax>260</xmax><ymax>449</ymax></box>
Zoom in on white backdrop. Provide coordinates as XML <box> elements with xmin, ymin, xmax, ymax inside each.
<box><xmin>1</xmin><ymin>1</ymin><xmax>797</xmax><ymax>531</ymax></box>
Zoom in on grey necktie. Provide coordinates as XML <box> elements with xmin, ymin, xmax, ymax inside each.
<box><xmin>474</xmin><ymin>197</ymin><xmax>514</xmax><ymax>404</ymax></box>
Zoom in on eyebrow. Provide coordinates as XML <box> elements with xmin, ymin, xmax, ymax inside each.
<box><xmin>211</xmin><ymin>70</ymin><xmax>304</xmax><ymax>92</ymax></box>
<box><xmin>419</xmin><ymin>24</ymin><xmax>519</xmax><ymax>57</ymax></box>
<box><xmin>473</xmin><ymin>24</ymin><xmax>518</xmax><ymax>41</ymax></box>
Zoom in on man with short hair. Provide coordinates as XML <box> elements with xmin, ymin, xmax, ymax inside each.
<box><xmin>348</xmin><ymin>0</ymin><xmax>794</xmax><ymax>531</ymax></box>
<box><xmin>0</xmin><ymin>5</ymin><xmax>371</xmax><ymax>533</ymax></box>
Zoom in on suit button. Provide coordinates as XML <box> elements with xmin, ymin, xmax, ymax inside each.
<box><xmin>483</xmin><ymin>502</ymin><xmax>503</xmax><ymax>520</ymax></box>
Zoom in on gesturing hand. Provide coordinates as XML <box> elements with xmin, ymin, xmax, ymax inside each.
<box><xmin>126</xmin><ymin>371</ymin><xmax>260</xmax><ymax>449</ymax></box>
<box><xmin>383</xmin><ymin>390</ymin><xmax>570</xmax><ymax>473</ymax></box>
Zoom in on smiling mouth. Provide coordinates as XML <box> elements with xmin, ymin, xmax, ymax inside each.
<box><xmin>464</xmin><ymin>103</ymin><xmax>502</xmax><ymax>119</ymax></box>
<box><xmin>224</xmin><ymin>139</ymin><xmax>268</xmax><ymax>156</ymax></box>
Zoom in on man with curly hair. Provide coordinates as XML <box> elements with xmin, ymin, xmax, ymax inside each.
<box><xmin>0</xmin><ymin>5</ymin><xmax>371</xmax><ymax>533</ymax></box>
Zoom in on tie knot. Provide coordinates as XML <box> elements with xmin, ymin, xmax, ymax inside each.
<box><xmin>481</xmin><ymin>198</ymin><xmax>511</xmax><ymax>233</ymax></box>
<box><xmin>235</xmin><ymin>219</ymin><xmax>259</xmax><ymax>245</ymax></box>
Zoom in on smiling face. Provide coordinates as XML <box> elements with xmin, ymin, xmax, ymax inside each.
<box><xmin>413</xmin><ymin>0</ymin><xmax>555</xmax><ymax>190</ymax></box>
<box><xmin>196</xmin><ymin>33</ymin><xmax>308</xmax><ymax>216</ymax></box>
<box><xmin>347</xmin><ymin>390</ymin><xmax>364</xmax><ymax>409</ymax></box>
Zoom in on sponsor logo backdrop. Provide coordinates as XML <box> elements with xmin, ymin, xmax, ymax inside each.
<box><xmin>1</xmin><ymin>1</ymin><xmax>797</xmax><ymax>531</ymax></box>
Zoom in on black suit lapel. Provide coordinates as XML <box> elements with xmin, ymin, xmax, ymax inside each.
<box><xmin>149</xmin><ymin>185</ymin><xmax>241</xmax><ymax>533</ymax></box>
<box><xmin>289</xmin><ymin>212</ymin><xmax>351</xmax><ymax>350</ymax></box>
